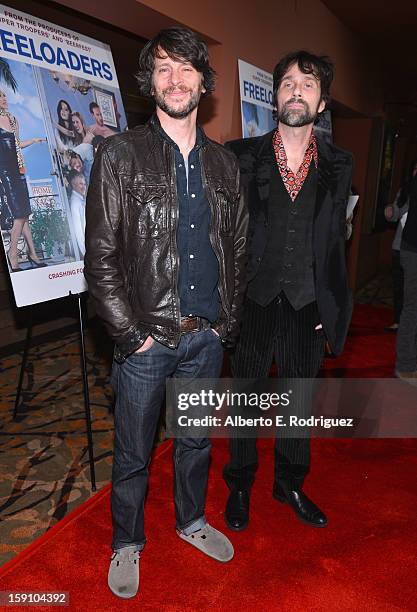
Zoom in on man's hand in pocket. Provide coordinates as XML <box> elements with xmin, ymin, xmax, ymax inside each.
<box><xmin>135</xmin><ymin>336</ymin><xmax>155</xmax><ymax>353</ymax></box>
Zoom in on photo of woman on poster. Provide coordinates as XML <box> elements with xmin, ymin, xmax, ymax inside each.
<box><xmin>54</xmin><ymin>99</ymin><xmax>76</xmax><ymax>150</ymax></box>
<box><xmin>0</xmin><ymin>88</ymin><xmax>46</xmax><ymax>273</ymax></box>
<box><xmin>71</xmin><ymin>111</ymin><xmax>93</xmax><ymax>146</ymax></box>
<box><xmin>70</xmin><ymin>112</ymin><xmax>94</xmax><ymax>181</ymax></box>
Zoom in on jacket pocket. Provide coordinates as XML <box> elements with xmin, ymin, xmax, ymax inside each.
<box><xmin>127</xmin><ymin>185</ymin><xmax>168</xmax><ymax>238</ymax></box>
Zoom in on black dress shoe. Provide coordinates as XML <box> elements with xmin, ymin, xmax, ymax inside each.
<box><xmin>273</xmin><ymin>482</ymin><xmax>328</xmax><ymax>528</ymax></box>
<box><xmin>225</xmin><ymin>490</ymin><xmax>249</xmax><ymax>531</ymax></box>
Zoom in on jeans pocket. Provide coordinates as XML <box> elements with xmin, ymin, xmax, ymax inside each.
<box><xmin>208</xmin><ymin>327</ymin><xmax>221</xmax><ymax>339</ymax></box>
<box><xmin>130</xmin><ymin>338</ymin><xmax>158</xmax><ymax>357</ymax></box>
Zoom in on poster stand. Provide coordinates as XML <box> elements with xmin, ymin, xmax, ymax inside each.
<box><xmin>13</xmin><ymin>306</ymin><xmax>33</xmax><ymax>422</ymax></box>
<box><xmin>13</xmin><ymin>293</ymin><xmax>96</xmax><ymax>491</ymax></box>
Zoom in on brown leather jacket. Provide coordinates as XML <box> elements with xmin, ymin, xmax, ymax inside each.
<box><xmin>84</xmin><ymin>116</ymin><xmax>248</xmax><ymax>362</ymax></box>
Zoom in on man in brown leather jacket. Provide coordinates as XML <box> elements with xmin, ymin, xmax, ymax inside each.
<box><xmin>84</xmin><ymin>27</ymin><xmax>248</xmax><ymax>600</ymax></box>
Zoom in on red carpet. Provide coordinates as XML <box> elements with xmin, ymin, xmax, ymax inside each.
<box><xmin>322</xmin><ymin>303</ymin><xmax>396</xmax><ymax>378</ymax></box>
<box><xmin>1</xmin><ymin>305</ymin><xmax>415</xmax><ymax>611</ymax></box>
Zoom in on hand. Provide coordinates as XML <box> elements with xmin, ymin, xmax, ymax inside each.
<box><xmin>221</xmin><ymin>337</ymin><xmax>236</xmax><ymax>350</ymax></box>
<box><xmin>384</xmin><ymin>205</ymin><xmax>394</xmax><ymax>220</ymax></box>
<box><xmin>135</xmin><ymin>336</ymin><xmax>154</xmax><ymax>353</ymax></box>
<box><xmin>33</xmin><ymin>137</ymin><xmax>45</xmax><ymax>144</ymax></box>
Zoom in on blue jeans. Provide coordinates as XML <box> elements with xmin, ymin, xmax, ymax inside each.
<box><xmin>110</xmin><ymin>328</ymin><xmax>223</xmax><ymax>551</ymax></box>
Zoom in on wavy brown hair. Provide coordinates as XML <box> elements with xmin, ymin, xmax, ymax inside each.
<box><xmin>135</xmin><ymin>27</ymin><xmax>216</xmax><ymax>98</ymax></box>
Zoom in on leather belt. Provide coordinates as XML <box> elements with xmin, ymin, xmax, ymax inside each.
<box><xmin>180</xmin><ymin>316</ymin><xmax>211</xmax><ymax>333</ymax></box>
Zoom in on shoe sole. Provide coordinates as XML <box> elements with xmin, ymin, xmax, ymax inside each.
<box><xmin>273</xmin><ymin>492</ymin><xmax>328</xmax><ymax>528</ymax></box>
<box><xmin>108</xmin><ymin>584</ymin><xmax>138</xmax><ymax>599</ymax></box>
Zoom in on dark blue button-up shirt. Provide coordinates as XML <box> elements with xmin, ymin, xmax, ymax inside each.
<box><xmin>153</xmin><ymin>117</ymin><xmax>220</xmax><ymax>322</ymax></box>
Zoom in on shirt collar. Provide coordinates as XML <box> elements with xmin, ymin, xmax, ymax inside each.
<box><xmin>274</xmin><ymin>128</ymin><xmax>318</xmax><ymax>169</ymax></box>
<box><xmin>149</xmin><ymin>113</ymin><xmax>205</xmax><ymax>152</ymax></box>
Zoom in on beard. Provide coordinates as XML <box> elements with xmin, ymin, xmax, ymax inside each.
<box><xmin>277</xmin><ymin>97</ymin><xmax>320</xmax><ymax>128</ymax></box>
<box><xmin>154</xmin><ymin>85</ymin><xmax>201</xmax><ymax>119</ymax></box>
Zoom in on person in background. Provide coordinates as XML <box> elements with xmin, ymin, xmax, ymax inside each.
<box><xmin>384</xmin><ymin>160</ymin><xmax>417</xmax><ymax>332</ymax></box>
<box><xmin>395</xmin><ymin>161</ymin><xmax>417</xmax><ymax>382</ymax></box>
<box><xmin>0</xmin><ymin>88</ymin><xmax>46</xmax><ymax>271</ymax></box>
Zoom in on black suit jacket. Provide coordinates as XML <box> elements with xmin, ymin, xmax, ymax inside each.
<box><xmin>227</xmin><ymin>130</ymin><xmax>353</xmax><ymax>356</ymax></box>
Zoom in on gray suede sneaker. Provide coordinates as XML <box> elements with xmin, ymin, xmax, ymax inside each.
<box><xmin>177</xmin><ymin>523</ymin><xmax>234</xmax><ymax>562</ymax></box>
<box><xmin>108</xmin><ymin>546</ymin><xmax>140</xmax><ymax>599</ymax></box>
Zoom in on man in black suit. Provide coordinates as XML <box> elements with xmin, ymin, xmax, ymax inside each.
<box><xmin>224</xmin><ymin>50</ymin><xmax>353</xmax><ymax>530</ymax></box>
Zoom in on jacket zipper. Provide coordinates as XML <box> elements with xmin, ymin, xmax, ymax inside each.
<box><xmin>169</xmin><ymin>144</ymin><xmax>181</xmax><ymax>339</ymax></box>
<box><xmin>200</xmin><ymin>147</ymin><xmax>230</xmax><ymax>326</ymax></box>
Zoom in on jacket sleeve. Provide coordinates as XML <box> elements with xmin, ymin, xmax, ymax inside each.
<box><xmin>84</xmin><ymin>144</ymin><xmax>148</xmax><ymax>358</ymax></box>
<box><xmin>225</xmin><ymin>165</ymin><xmax>249</xmax><ymax>344</ymax></box>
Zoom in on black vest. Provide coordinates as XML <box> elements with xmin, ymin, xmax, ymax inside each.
<box><xmin>247</xmin><ymin>160</ymin><xmax>317</xmax><ymax>309</ymax></box>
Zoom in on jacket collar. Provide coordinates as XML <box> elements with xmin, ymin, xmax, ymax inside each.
<box><xmin>255</xmin><ymin>130</ymin><xmax>275</xmax><ymax>203</ymax></box>
<box><xmin>148</xmin><ymin>113</ymin><xmax>207</xmax><ymax>150</ymax></box>
<box><xmin>254</xmin><ymin>128</ymin><xmax>336</xmax><ymax>217</ymax></box>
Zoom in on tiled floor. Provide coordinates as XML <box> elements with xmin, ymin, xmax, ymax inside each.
<box><xmin>0</xmin><ymin>328</ymin><xmax>114</xmax><ymax>566</ymax></box>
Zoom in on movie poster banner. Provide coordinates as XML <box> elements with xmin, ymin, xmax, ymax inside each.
<box><xmin>0</xmin><ymin>4</ymin><xmax>127</xmax><ymax>306</ymax></box>
<box><xmin>238</xmin><ymin>59</ymin><xmax>275</xmax><ymax>138</ymax></box>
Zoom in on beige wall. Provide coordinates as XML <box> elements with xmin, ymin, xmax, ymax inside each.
<box><xmin>53</xmin><ymin>0</ymin><xmax>384</xmax><ymax>143</ymax></box>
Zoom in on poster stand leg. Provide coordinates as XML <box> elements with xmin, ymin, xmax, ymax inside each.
<box><xmin>13</xmin><ymin>295</ymin><xmax>96</xmax><ymax>491</ymax></box>
<box><xmin>13</xmin><ymin>306</ymin><xmax>33</xmax><ymax>421</ymax></box>
<box><xmin>73</xmin><ymin>292</ymin><xmax>96</xmax><ymax>492</ymax></box>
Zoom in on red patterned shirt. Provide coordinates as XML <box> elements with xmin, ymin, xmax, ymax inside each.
<box><xmin>272</xmin><ymin>129</ymin><xmax>318</xmax><ymax>202</ymax></box>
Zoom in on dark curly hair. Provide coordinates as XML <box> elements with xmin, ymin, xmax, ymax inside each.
<box><xmin>273</xmin><ymin>50</ymin><xmax>334</xmax><ymax>105</ymax></box>
<box><xmin>135</xmin><ymin>27</ymin><xmax>216</xmax><ymax>98</ymax></box>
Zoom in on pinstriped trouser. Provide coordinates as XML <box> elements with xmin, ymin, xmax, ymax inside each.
<box><xmin>224</xmin><ymin>293</ymin><xmax>326</xmax><ymax>491</ymax></box>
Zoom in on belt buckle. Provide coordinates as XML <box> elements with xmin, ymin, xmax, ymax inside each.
<box><xmin>180</xmin><ymin>316</ymin><xmax>198</xmax><ymax>333</ymax></box>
